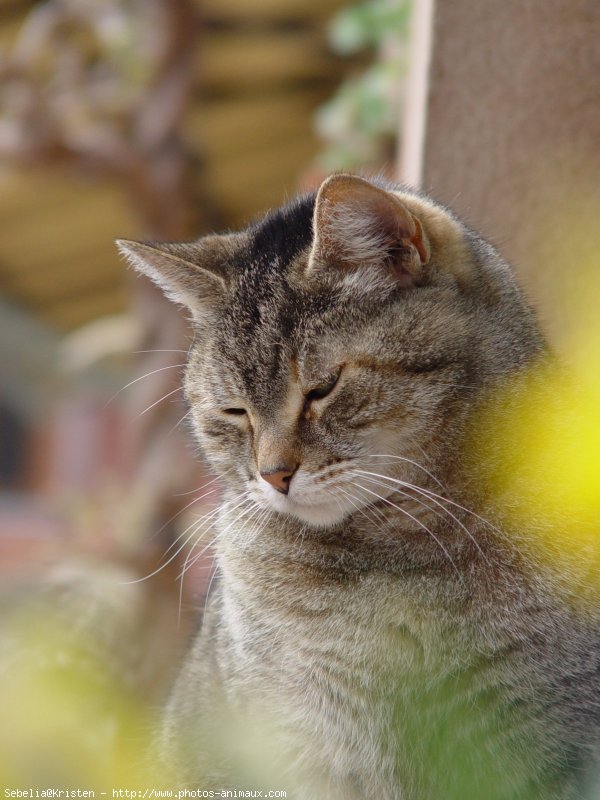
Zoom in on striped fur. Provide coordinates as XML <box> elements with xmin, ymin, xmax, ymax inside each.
<box><xmin>122</xmin><ymin>174</ymin><xmax>600</xmax><ymax>799</ymax></box>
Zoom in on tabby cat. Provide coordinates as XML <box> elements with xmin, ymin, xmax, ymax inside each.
<box><xmin>118</xmin><ymin>174</ymin><xmax>600</xmax><ymax>799</ymax></box>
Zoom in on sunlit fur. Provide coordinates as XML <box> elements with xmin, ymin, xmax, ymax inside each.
<box><xmin>123</xmin><ymin>176</ymin><xmax>600</xmax><ymax>799</ymax></box>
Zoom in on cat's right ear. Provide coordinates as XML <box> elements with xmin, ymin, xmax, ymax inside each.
<box><xmin>308</xmin><ymin>174</ymin><xmax>430</xmax><ymax>288</ymax></box>
<box><xmin>116</xmin><ymin>236</ymin><xmax>230</xmax><ymax>316</ymax></box>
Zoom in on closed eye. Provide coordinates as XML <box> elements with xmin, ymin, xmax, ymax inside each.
<box><xmin>223</xmin><ymin>407</ymin><xmax>247</xmax><ymax>415</ymax></box>
<box><xmin>304</xmin><ymin>367</ymin><xmax>342</xmax><ymax>408</ymax></box>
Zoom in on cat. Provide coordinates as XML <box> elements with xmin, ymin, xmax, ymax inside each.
<box><xmin>117</xmin><ymin>173</ymin><xmax>600</xmax><ymax>799</ymax></box>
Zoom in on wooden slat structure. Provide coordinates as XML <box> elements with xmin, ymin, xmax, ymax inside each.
<box><xmin>0</xmin><ymin>0</ymin><xmax>356</xmax><ymax>332</ymax></box>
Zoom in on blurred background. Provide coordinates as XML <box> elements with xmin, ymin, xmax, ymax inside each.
<box><xmin>0</xmin><ymin>0</ymin><xmax>598</xmax><ymax>789</ymax></box>
<box><xmin>0</xmin><ymin>0</ymin><xmax>412</xmax><ymax>785</ymax></box>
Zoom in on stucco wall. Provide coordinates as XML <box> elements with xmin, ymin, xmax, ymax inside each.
<box><xmin>402</xmin><ymin>0</ymin><xmax>600</xmax><ymax>351</ymax></box>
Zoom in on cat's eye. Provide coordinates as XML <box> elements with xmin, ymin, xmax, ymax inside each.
<box><xmin>304</xmin><ymin>368</ymin><xmax>342</xmax><ymax>407</ymax></box>
<box><xmin>223</xmin><ymin>407</ymin><xmax>247</xmax><ymax>416</ymax></box>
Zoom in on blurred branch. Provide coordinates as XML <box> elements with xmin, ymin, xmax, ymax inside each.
<box><xmin>0</xmin><ymin>0</ymin><xmax>200</xmax><ymax>237</ymax></box>
<box><xmin>0</xmin><ymin>0</ymin><xmax>211</xmax><ymax>556</ymax></box>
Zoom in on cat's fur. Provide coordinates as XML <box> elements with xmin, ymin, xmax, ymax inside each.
<box><xmin>118</xmin><ymin>174</ymin><xmax>600</xmax><ymax>799</ymax></box>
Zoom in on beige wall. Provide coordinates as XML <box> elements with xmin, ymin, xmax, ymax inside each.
<box><xmin>401</xmin><ymin>0</ymin><xmax>600</xmax><ymax>352</ymax></box>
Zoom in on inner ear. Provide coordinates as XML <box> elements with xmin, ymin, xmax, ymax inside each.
<box><xmin>116</xmin><ymin>235</ymin><xmax>233</xmax><ymax>317</ymax></box>
<box><xmin>309</xmin><ymin>174</ymin><xmax>430</xmax><ymax>287</ymax></box>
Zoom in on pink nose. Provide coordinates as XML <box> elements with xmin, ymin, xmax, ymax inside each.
<box><xmin>260</xmin><ymin>465</ymin><xmax>297</xmax><ymax>494</ymax></box>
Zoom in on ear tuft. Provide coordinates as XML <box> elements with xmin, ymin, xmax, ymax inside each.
<box><xmin>116</xmin><ymin>237</ymin><xmax>228</xmax><ymax>316</ymax></box>
<box><xmin>309</xmin><ymin>174</ymin><xmax>430</xmax><ymax>288</ymax></box>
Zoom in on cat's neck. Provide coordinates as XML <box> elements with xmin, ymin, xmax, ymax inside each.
<box><xmin>215</xmin><ymin>495</ymin><xmax>510</xmax><ymax>638</ymax></box>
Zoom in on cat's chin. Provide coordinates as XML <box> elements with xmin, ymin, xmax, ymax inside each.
<box><xmin>257</xmin><ymin>488</ymin><xmax>350</xmax><ymax>528</ymax></box>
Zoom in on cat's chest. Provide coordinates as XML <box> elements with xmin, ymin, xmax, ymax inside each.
<box><xmin>219</xmin><ymin>557</ymin><xmax>467</xmax><ymax>698</ymax></box>
<box><xmin>217</xmin><ymin>561</ymin><xmax>477</xmax><ymax>798</ymax></box>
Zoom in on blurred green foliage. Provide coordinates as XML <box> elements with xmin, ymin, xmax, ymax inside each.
<box><xmin>328</xmin><ymin>0</ymin><xmax>411</xmax><ymax>54</ymax></box>
<box><xmin>316</xmin><ymin>0</ymin><xmax>412</xmax><ymax>171</ymax></box>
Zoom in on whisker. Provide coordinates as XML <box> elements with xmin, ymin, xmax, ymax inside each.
<box><xmin>354</xmin><ymin>469</ymin><xmax>502</xmax><ymax>538</ymax></box>
<box><xmin>174</xmin><ymin>469</ymin><xmax>228</xmax><ymax>497</ymax></box>
<box><xmin>166</xmin><ymin>407</ymin><xmax>194</xmax><ymax>437</ymax></box>
<box><xmin>158</xmin><ymin>469</ymin><xmax>231</xmax><ymax>546</ymax></box>
<box><xmin>335</xmin><ymin>486</ymin><xmax>373</xmax><ymax>525</ymax></box>
<box><xmin>353</xmin><ymin>470</ymin><xmax>490</xmax><ymax>563</ymax></box>
<box><xmin>132</xmin><ymin>349</ymin><xmax>188</xmax><ymax>354</ymax></box>
<box><xmin>178</xmin><ymin>532</ymin><xmax>220</xmax><ymax>578</ymax></box>
<box><xmin>177</xmin><ymin>493</ymin><xmax>256</xmax><ymax>587</ymax></box>
<box><xmin>161</xmin><ymin>483</ymin><xmax>237</xmax><ymax>558</ymax></box>
<box><xmin>240</xmin><ymin>506</ymin><xmax>272</xmax><ymax>549</ymax></box>
<box><xmin>197</xmin><ymin>499</ymin><xmax>270</xmax><ymax>631</ymax></box>
<box><xmin>424</xmin><ymin>382</ymin><xmax>481</xmax><ymax>391</ymax></box>
<box><xmin>140</xmin><ymin>386</ymin><xmax>183</xmax><ymax>416</ymax></box>
<box><xmin>412</xmin><ymin>442</ymin><xmax>440</xmax><ymax>476</ymax></box>
<box><xmin>362</xmin><ymin>453</ymin><xmax>445</xmax><ymax>490</ymax></box>
<box><xmin>219</xmin><ymin>502</ymin><xmax>259</xmax><ymax>549</ymax></box>
<box><xmin>337</xmin><ymin>485</ymin><xmax>388</xmax><ymax>527</ymax></box>
<box><xmin>352</xmin><ymin>475</ymin><xmax>446</xmax><ymax>526</ymax></box>
<box><xmin>153</xmin><ymin>486</ymin><xmax>220</xmax><ymax>547</ymax></box>
<box><xmin>200</xmin><ymin>559</ymin><xmax>220</xmax><ymax>631</ymax></box>
<box><xmin>105</xmin><ymin>363</ymin><xmax>186</xmax><ymax>406</ymax></box>
<box><xmin>351</xmin><ymin>481</ymin><xmax>460</xmax><ymax>575</ymax></box>
<box><xmin>123</xmin><ymin>490</ymin><xmax>250</xmax><ymax>586</ymax></box>
<box><xmin>177</xmin><ymin>529</ymin><xmax>221</xmax><ymax>628</ymax></box>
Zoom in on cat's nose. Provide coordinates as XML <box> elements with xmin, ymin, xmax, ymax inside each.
<box><xmin>260</xmin><ymin>465</ymin><xmax>298</xmax><ymax>495</ymax></box>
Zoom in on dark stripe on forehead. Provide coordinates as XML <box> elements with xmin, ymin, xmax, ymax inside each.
<box><xmin>245</xmin><ymin>191</ymin><xmax>317</xmax><ymax>269</ymax></box>
<box><xmin>215</xmin><ymin>191</ymin><xmax>325</xmax><ymax>411</ymax></box>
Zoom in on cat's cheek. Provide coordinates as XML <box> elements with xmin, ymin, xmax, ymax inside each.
<box><xmin>193</xmin><ymin>418</ymin><xmax>250</xmax><ymax>466</ymax></box>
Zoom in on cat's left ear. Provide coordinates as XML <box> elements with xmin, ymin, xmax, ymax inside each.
<box><xmin>116</xmin><ymin>236</ymin><xmax>231</xmax><ymax>316</ymax></box>
<box><xmin>309</xmin><ymin>174</ymin><xmax>430</xmax><ymax>287</ymax></box>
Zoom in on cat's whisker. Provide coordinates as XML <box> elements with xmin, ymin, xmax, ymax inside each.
<box><xmin>132</xmin><ymin>349</ymin><xmax>188</xmax><ymax>354</ymax></box>
<box><xmin>160</xmin><ymin>492</ymin><xmax>226</xmax><ymax>559</ymax></box>
<box><xmin>330</xmin><ymin>491</ymin><xmax>348</xmax><ymax>522</ymax></box>
<box><xmin>335</xmin><ymin>486</ymin><xmax>374</xmax><ymax>526</ymax></box>
<box><xmin>202</xmin><ymin>493</ymin><xmax>259</xmax><ymax>553</ymax></box>
<box><xmin>139</xmin><ymin>386</ymin><xmax>183</xmax><ymax>416</ymax></box>
<box><xmin>176</xmin><ymin>524</ymin><xmax>224</xmax><ymax>627</ymax></box>
<box><xmin>349</xmin><ymin>478</ymin><xmax>436</xmax><ymax>533</ymax></box>
<box><xmin>362</xmin><ymin>453</ymin><xmax>446</xmax><ymax>490</ymax></box>
<box><xmin>178</xmin><ymin>532</ymin><xmax>220</xmax><ymax>580</ymax></box>
<box><xmin>177</xmin><ymin>493</ymin><xmax>257</xmax><ymax>598</ymax></box>
<box><xmin>105</xmin><ymin>363</ymin><xmax>186</xmax><ymax>407</ymax></box>
<box><xmin>352</xmin><ymin>469</ymin><xmax>490</xmax><ymax>564</ymax></box>
<box><xmin>196</xmin><ymin>499</ymin><xmax>270</xmax><ymax>631</ymax></box>
<box><xmin>173</xmin><ymin>468</ymin><xmax>229</xmax><ymax>497</ymax></box>
<box><xmin>177</xmin><ymin>531</ymin><xmax>221</xmax><ymax>627</ymax></box>
<box><xmin>422</xmin><ymin>382</ymin><xmax>481</xmax><ymax>391</ymax></box>
<box><xmin>241</xmin><ymin>508</ymin><xmax>271</xmax><ymax>541</ymax></box>
<box><xmin>351</xmin><ymin>481</ymin><xmax>461</xmax><ymax>576</ymax></box>
<box><xmin>220</xmin><ymin>503</ymin><xmax>260</xmax><ymax>552</ymax></box>
<box><xmin>125</xmin><ymin>491</ymin><xmax>250</xmax><ymax>586</ymax></box>
<box><xmin>337</xmin><ymin>485</ymin><xmax>388</xmax><ymax>528</ymax></box>
<box><xmin>121</xmin><ymin>528</ymin><xmax>199</xmax><ymax>585</ymax></box>
<box><xmin>129</xmin><ymin>513</ymin><xmax>218</xmax><ymax>586</ymax></box>
<box><xmin>351</xmin><ymin>476</ymin><xmax>446</xmax><ymax>530</ymax></box>
<box><xmin>353</xmin><ymin>468</ymin><xmax>503</xmax><ymax>539</ymax></box>
<box><xmin>151</xmin><ymin>484</ymin><xmax>221</xmax><ymax>545</ymax></box>
<box><xmin>412</xmin><ymin>441</ymin><xmax>432</xmax><ymax>462</ymax></box>
<box><xmin>166</xmin><ymin>407</ymin><xmax>195</xmax><ymax>437</ymax></box>
<box><xmin>244</xmin><ymin>507</ymin><xmax>273</xmax><ymax>548</ymax></box>
<box><xmin>200</xmin><ymin>558</ymin><xmax>220</xmax><ymax>631</ymax></box>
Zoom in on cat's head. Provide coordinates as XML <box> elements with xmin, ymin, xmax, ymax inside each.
<box><xmin>118</xmin><ymin>174</ymin><xmax>543</xmax><ymax>529</ymax></box>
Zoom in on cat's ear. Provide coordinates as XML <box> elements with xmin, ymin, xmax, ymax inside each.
<box><xmin>116</xmin><ymin>236</ymin><xmax>229</xmax><ymax>315</ymax></box>
<box><xmin>309</xmin><ymin>174</ymin><xmax>430</xmax><ymax>287</ymax></box>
